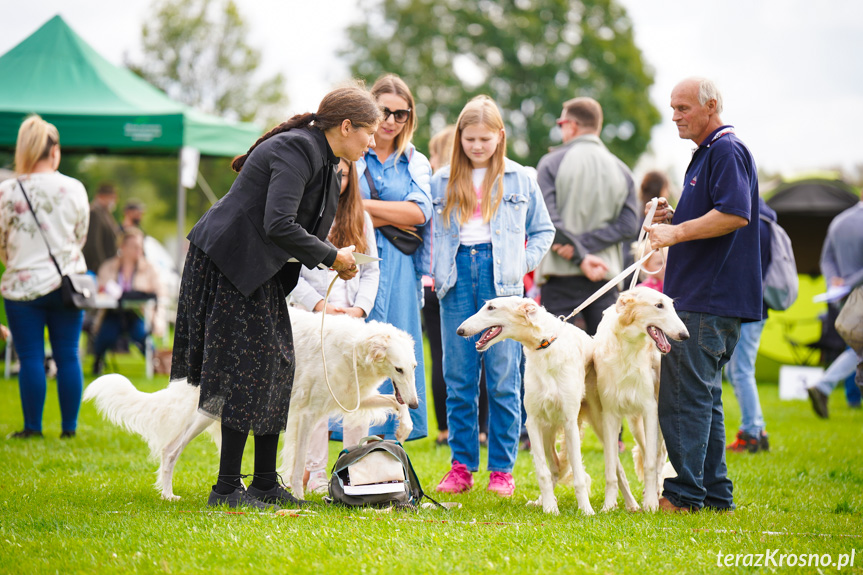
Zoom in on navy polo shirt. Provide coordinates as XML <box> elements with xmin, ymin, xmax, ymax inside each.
<box><xmin>663</xmin><ymin>125</ymin><xmax>763</xmax><ymax>321</ymax></box>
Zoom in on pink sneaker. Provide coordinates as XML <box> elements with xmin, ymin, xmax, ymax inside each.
<box><xmin>487</xmin><ymin>472</ymin><xmax>515</xmax><ymax>497</ymax></box>
<box><xmin>436</xmin><ymin>461</ymin><xmax>474</xmax><ymax>493</ymax></box>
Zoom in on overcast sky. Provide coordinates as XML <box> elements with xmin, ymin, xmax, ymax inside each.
<box><xmin>2</xmin><ymin>0</ymin><xmax>862</xmax><ymax>185</ymax></box>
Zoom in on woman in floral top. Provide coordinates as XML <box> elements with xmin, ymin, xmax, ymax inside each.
<box><xmin>0</xmin><ymin>115</ymin><xmax>89</xmax><ymax>439</ymax></box>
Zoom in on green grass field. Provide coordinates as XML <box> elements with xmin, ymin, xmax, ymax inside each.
<box><xmin>1</xmin><ymin>352</ymin><xmax>861</xmax><ymax>574</ymax></box>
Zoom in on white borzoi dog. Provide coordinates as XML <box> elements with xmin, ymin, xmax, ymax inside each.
<box><xmin>458</xmin><ymin>297</ymin><xmax>636</xmax><ymax>516</ymax></box>
<box><xmin>84</xmin><ymin>308</ymin><xmax>418</xmax><ymax>501</ymax></box>
<box><xmin>592</xmin><ymin>286</ymin><xmax>688</xmax><ymax>512</ymax></box>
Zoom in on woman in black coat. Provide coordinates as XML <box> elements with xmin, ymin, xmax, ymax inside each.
<box><xmin>170</xmin><ymin>85</ymin><xmax>381</xmax><ymax>509</ymax></box>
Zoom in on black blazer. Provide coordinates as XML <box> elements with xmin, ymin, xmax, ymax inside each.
<box><xmin>188</xmin><ymin>127</ymin><xmax>340</xmax><ymax>297</ymax></box>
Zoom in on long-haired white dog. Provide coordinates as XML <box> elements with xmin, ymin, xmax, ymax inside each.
<box><xmin>593</xmin><ymin>286</ymin><xmax>688</xmax><ymax>512</ymax></box>
<box><xmin>458</xmin><ymin>296</ymin><xmax>633</xmax><ymax>516</ymax></box>
<box><xmin>84</xmin><ymin>308</ymin><xmax>419</xmax><ymax>501</ymax></box>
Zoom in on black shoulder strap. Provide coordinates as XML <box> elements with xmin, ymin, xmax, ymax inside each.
<box><xmin>363</xmin><ymin>167</ymin><xmax>380</xmax><ymax>200</ymax></box>
<box><xmin>17</xmin><ymin>179</ymin><xmax>64</xmax><ymax>280</ymax></box>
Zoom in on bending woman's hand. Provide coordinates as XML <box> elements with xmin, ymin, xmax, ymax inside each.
<box><xmin>332</xmin><ymin>245</ymin><xmax>358</xmax><ymax>281</ymax></box>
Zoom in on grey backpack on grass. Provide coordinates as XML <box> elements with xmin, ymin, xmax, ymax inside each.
<box><xmin>328</xmin><ymin>436</ymin><xmax>439</xmax><ymax>508</ymax></box>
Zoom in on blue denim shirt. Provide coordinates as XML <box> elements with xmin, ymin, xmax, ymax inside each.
<box><xmin>430</xmin><ymin>158</ymin><xmax>554</xmax><ymax>299</ymax></box>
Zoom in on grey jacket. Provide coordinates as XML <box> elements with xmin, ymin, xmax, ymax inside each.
<box><xmin>535</xmin><ymin>135</ymin><xmax>638</xmax><ymax>279</ymax></box>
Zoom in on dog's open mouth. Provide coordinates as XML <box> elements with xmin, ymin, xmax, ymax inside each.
<box><xmin>476</xmin><ymin>326</ymin><xmax>503</xmax><ymax>350</ymax></box>
<box><xmin>394</xmin><ymin>385</ymin><xmax>405</xmax><ymax>405</ymax></box>
<box><xmin>647</xmin><ymin>325</ymin><xmax>672</xmax><ymax>354</ymax></box>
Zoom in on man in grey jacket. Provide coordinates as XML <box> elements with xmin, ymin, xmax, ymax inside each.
<box><xmin>535</xmin><ymin>97</ymin><xmax>639</xmax><ymax>334</ymax></box>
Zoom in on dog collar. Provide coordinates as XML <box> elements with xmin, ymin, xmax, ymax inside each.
<box><xmin>536</xmin><ymin>335</ymin><xmax>557</xmax><ymax>350</ymax></box>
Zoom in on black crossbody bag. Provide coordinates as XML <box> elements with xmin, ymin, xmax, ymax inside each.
<box><xmin>18</xmin><ymin>179</ymin><xmax>97</xmax><ymax>309</ymax></box>
<box><xmin>363</xmin><ymin>169</ymin><xmax>423</xmax><ymax>256</ymax></box>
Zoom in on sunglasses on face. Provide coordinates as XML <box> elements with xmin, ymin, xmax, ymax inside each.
<box><xmin>556</xmin><ymin>118</ymin><xmax>575</xmax><ymax>126</ymax></box>
<box><xmin>381</xmin><ymin>107</ymin><xmax>411</xmax><ymax>124</ymax></box>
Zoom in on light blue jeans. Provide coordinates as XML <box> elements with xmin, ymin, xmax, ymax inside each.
<box><xmin>814</xmin><ymin>347</ymin><xmax>859</xmax><ymax>396</ymax></box>
<box><xmin>439</xmin><ymin>244</ymin><xmax>522</xmax><ymax>473</ymax></box>
<box><xmin>724</xmin><ymin>319</ymin><xmax>766</xmax><ymax>436</ymax></box>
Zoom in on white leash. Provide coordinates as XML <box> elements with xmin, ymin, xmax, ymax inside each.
<box><xmin>561</xmin><ymin>197</ymin><xmax>666</xmax><ymax>323</ymax></box>
<box><xmin>628</xmin><ymin>197</ymin><xmax>666</xmax><ymax>291</ymax></box>
<box><xmin>320</xmin><ymin>274</ymin><xmax>362</xmax><ymax>413</ymax></box>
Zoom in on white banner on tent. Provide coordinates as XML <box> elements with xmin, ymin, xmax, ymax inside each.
<box><xmin>180</xmin><ymin>146</ymin><xmax>200</xmax><ymax>189</ymax></box>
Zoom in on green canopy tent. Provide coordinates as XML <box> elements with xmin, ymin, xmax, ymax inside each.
<box><xmin>0</xmin><ymin>15</ymin><xmax>261</xmax><ymax>264</ymax></box>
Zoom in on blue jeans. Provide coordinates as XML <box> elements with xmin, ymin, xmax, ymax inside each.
<box><xmin>724</xmin><ymin>319</ymin><xmax>766</xmax><ymax>436</ymax></box>
<box><xmin>94</xmin><ymin>311</ymin><xmax>148</xmax><ymax>359</ymax></box>
<box><xmin>4</xmin><ymin>290</ymin><xmax>84</xmax><ymax>432</ymax></box>
<box><xmin>440</xmin><ymin>244</ymin><xmax>522</xmax><ymax>473</ymax></box>
<box><xmin>659</xmin><ymin>311</ymin><xmax>741</xmax><ymax>510</ymax></box>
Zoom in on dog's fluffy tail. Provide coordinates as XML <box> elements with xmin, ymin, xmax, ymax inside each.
<box><xmin>83</xmin><ymin>374</ymin><xmax>201</xmax><ymax>459</ymax></box>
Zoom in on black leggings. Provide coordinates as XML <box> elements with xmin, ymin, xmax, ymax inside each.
<box><xmin>214</xmin><ymin>424</ymin><xmax>279</xmax><ymax>494</ymax></box>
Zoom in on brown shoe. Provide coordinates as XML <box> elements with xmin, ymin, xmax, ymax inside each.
<box><xmin>658</xmin><ymin>497</ymin><xmax>696</xmax><ymax>513</ymax></box>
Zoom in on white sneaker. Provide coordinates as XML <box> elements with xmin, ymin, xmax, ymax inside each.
<box><xmin>307</xmin><ymin>469</ymin><xmax>329</xmax><ymax>494</ymax></box>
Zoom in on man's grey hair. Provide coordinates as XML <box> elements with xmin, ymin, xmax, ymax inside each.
<box><xmin>694</xmin><ymin>77</ymin><xmax>723</xmax><ymax>114</ymax></box>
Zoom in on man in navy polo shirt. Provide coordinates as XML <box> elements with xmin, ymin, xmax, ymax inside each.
<box><xmin>646</xmin><ymin>77</ymin><xmax>762</xmax><ymax>513</ymax></box>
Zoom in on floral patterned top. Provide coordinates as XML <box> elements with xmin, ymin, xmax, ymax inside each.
<box><xmin>0</xmin><ymin>173</ymin><xmax>89</xmax><ymax>301</ymax></box>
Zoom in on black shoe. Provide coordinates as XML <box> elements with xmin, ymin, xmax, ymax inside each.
<box><xmin>207</xmin><ymin>486</ymin><xmax>279</xmax><ymax>510</ymax></box>
<box><xmin>758</xmin><ymin>431</ymin><xmax>769</xmax><ymax>452</ymax></box>
<box><xmin>8</xmin><ymin>429</ymin><xmax>43</xmax><ymax>439</ymax></box>
<box><xmin>60</xmin><ymin>430</ymin><xmax>76</xmax><ymax>439</ymax></box>
<box><xmin>246</xmin><ymin>483</ymin><xmax>309</xmax><ymax>507</ymax></box>
<box><xmin>807</xmin><ymin>387</ymin><xmax>829</xmax><ymax>418</ymax></box>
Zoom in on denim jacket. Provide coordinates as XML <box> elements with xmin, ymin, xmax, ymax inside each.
<box><xmin>430</xmin><ymin>158</ymin><xmax>554</xmax><ymax>299</ymax></box>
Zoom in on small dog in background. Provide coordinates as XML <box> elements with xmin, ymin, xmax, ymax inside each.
<box><xmin>84</xmin><ymin>308</ymin><xmax>419</xmax><ymax>501</ymax></box>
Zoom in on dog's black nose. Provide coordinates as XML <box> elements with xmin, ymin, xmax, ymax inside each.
<box><xmin>456</xmin><ymin>328</ymin><xmax>465</xmax><ymax>336</ymax></box>
<box><xmin>679</xmin><ymin>329</ymin><xmax>690</xmax><ymax>341</ymax></box>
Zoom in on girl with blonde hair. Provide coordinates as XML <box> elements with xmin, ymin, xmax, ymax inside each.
<box><xmin>430</xmin><ymin>96</ymin><xmax>554</xmax><ymax>496</ymax></box>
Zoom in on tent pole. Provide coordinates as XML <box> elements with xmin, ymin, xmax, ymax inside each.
<box><xmin>176</xmin><ymin>150</ymin><xmax>186</xmax><ymax>271</ymax></box>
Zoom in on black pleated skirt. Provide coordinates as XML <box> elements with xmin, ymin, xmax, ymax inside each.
<box><xmin>170</xmin><ymin>244</ymin><xmax>294</xmax><ymax>435</ymax></box>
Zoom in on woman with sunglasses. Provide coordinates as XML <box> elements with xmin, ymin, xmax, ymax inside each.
<box><xmin>349</xmin><ymin>74</ymin><xmax>432</xmax><ymax>442</ymax></box>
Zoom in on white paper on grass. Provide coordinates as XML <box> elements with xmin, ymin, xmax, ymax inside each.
<box><xmin>287</xmin><ymin>252</ymin><xmax>382</xmax><ymax>270</ymax></box>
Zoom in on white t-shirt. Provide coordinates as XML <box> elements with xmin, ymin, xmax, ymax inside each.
<box><xmin>459</xmin><ymin>168</ymin><xmax>492</xmax><ymax>245</ymax></box>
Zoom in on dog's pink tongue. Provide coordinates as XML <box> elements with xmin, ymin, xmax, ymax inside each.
<box><xmin>477</xmin><ymin>326</ymin><xmax>502</xmax><ymax>349</ymax></box>
<box><xmin>649</xmin><ymin>326</ymin><xmax>671</xmax><ymax>354</ymax></box>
